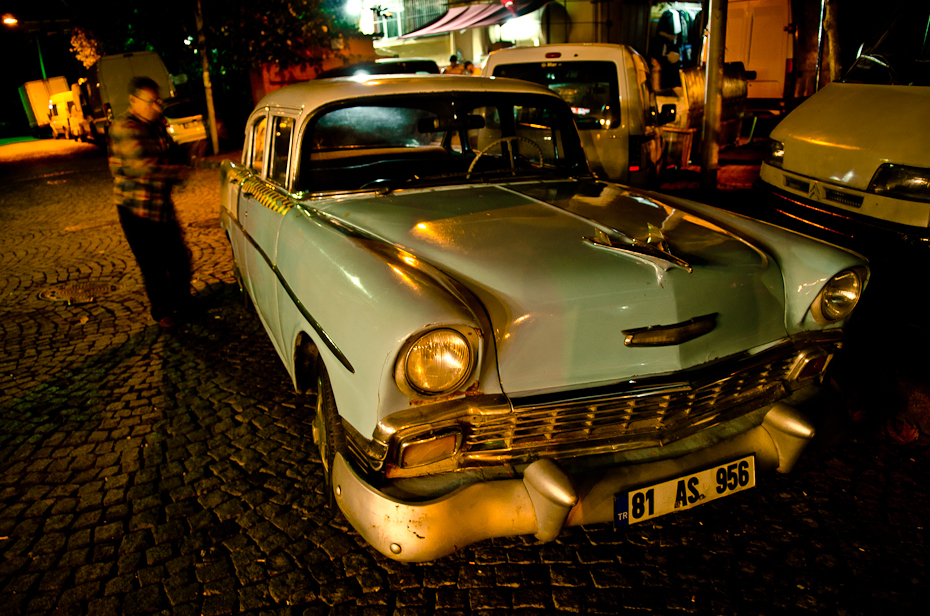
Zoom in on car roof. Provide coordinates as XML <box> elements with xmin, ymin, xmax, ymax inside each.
<box><xmin>485</xmin><ymin>44</ymin><xmax>638</xmax><ymax>66</ymax></box>
<box><xmin>253</xmin><ymin>75</ymin><xmax>563</xmax><ymax>116</ymax></box>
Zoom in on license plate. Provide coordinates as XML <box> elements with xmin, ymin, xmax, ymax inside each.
<box><xmin>615</xmin><ymin>455</ymin><xmax>755</xmax><ymax>526</ymax></box>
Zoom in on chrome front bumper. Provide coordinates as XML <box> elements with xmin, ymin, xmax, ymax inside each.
<box><xmin>332</xmin><ymin>402</ymin><xmax>815</xmax><ymax>562</ymax></box>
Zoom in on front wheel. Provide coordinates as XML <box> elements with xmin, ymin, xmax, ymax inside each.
<box><xmin>312</xmin><ymin>364</ymin><xmax>347</xmax><ymax>509</ymax></box>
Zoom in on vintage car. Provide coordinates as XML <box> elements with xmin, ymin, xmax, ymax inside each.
<box><xmin>219</xmin><ymin>75</ymin><xmax>868</xmax><ymax>562</ymax></box>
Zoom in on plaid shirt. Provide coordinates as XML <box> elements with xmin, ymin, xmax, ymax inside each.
<box><xmin>108</xmin><ymin>110</ymin><xmax>185</xmax><ymax>222</ymax></box>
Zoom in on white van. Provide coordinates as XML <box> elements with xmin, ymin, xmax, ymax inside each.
<box><xmin>83</xmin><ymin>51</ymin><xmax>177</xmax><ymax>140</ymax></box>
<box><xmin>758</xmin><ymin>3</ymin><xmax>930</xmax><ymax>249</ymax></box>
<box><xmin>484</xmin><ymin>44</ymin><xmax>675</xmax><ymax>187</ymax></box>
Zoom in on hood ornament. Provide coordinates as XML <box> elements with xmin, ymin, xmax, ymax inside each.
<box><xmin>585</xmin><ymin>225</ymin><xmax>692</xmax><ymax>273</ymax></box>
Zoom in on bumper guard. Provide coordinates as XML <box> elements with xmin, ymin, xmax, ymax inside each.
<box><xmin>332</xmin><ymin>402</ymin><xmax>814</xmax><ymax>562</ymax></box>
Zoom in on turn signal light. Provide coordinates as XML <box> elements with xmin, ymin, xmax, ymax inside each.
<box><xmin>399</xmin><ymin>432</ymin><xmax>462</xmax><ymax>468</ymax></box>
<box><xmin>788</xmin><ymin>351</ymin><xmax>833</xmax><ymax>382</ymax></box>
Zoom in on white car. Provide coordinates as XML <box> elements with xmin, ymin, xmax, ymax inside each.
<box><xmin>485</xmin><ymin>45</ymin><xmax>675</xmax><ymax>187</ymax></box>
<box><xmin>162</xmin><ymin>99</ymin><xmax>207</xmax><ymax>145</ymax></box>
<box><xmin>220</xmin><ymin>74</ymin><xmax>868</xmax><ymax>562</ymax></box>
<box><xmin>758</xmin><ymin>3</ymin><xmax>930</xmax><ymax>251</ymax></box>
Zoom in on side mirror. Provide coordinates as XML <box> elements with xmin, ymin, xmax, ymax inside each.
<box><xmin>658</xmin><ymin>104</ymin><xmax>677</xmax><ymax>125</ymax></box>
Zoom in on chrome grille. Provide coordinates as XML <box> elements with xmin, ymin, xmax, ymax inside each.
<box><xmin>460</xmin><ymin>348</ymin><xmax>805</xmax><ymax>464</ymax></box>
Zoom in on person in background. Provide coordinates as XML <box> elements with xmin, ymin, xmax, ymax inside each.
<box><xmin>463</xmin><ymin>61</ymin><xmax>482</xmax><ymax>76</ymax></box>
<box><xmin>442</xmin><ymin>55</ymin><xmax>467</xmax><ymax>74</ymax></box>
<box><xmin>108</xmin><ymin>76</ymin><xmax>193</xmax><ymax>329</ymax></box>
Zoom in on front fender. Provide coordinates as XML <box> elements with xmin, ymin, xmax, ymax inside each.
<box><xmin>274</xmin><ymin>203</ymin><xmax>502</xmax><ymax>440</ymax></box>
<box><xmin>652</xmin><ymin>193</ymin><xmax>870</xmax><ymax>332</ymax></box>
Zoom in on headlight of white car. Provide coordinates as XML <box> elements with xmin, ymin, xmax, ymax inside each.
<box><xmin>399</xmin><ymin>328</ymin><xmax>473</xmax><ymax>396</ymax></box>
<box><xmin>765</xmin><ymin>140</ymin><xmax>785</xmax><ymax>168</ymax></box>
<box><xmin>868</xmin><ymin>163</ymin><xmax>930</xmax><ymax>203</ymax></box>
<box><xmin>811</xmin><ymin>269</ymin><xmax>863</xmax><ymax>324</ymax></box>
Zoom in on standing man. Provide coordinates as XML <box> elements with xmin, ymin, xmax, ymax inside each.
<box><xmin>109</xmin><ymin>76</ymin><xmax>192</xmax><ymax>329</ymax></box>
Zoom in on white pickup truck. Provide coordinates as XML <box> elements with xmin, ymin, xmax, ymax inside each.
<box><xmin>484</xmin><ymin>44</ymin><xmax>676</xmax><ymax>187</ymax></box>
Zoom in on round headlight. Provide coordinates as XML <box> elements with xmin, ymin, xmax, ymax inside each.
<box><xmin>404</xmin><ymin>329</ymin><xmax>472</xmax><ymax>395</ymax></box>
<box><xmin>815</xmin><ymin>270</ymin><xmax>862</xmax><ymax>323</ymax></box>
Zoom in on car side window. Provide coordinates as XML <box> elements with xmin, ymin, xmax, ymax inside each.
<box><xmin>269</xmin><ymin>116</ymin><xmax>294</xmax><ymax>187</ymax></box>
<box><xmin>250</xmin><ymin>116</ymin><xmax>267</xmax><ymax>175</ymax></box>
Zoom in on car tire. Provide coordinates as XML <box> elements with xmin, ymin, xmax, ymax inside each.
<box><xmin>313</xmin><ymin>363</ymin><xmax>348</xmax><ymax>509</ymax></box>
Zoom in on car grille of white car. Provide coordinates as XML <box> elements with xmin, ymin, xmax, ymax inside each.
<box><xmin>459</xmin><ymin>335</ymin><xmax>837</xmax><ymax>465</ymax></box>
<box><xmin>824</xmin><ymin>189</ymin><xmax>864</xmax><ymax>208</ymax></box>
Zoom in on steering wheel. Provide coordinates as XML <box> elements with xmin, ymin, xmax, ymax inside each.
<box><xmin>467</xmin><ymin>136</ymin><xmax>544</xmax><ymax>179</ymax></box>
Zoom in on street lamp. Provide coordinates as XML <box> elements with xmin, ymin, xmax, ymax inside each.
<box><xmin>2</xmin><ymin>13</ymin><xmax>48</xmax><ymax>80</ymax></box>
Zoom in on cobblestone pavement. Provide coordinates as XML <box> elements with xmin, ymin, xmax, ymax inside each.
<box><xmin>1</xmin><ymin>141</ymin><xmax>927</xmax><ymax>615</ymax></box>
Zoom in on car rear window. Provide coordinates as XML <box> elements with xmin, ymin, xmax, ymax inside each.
<box><xmin>491</xmin><ymin>61</ymin><xmax>621</xmax><ymax>130</ymax></box>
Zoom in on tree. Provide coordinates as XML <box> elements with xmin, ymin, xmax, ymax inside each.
<box><xmin>70</xmin><ymin>27</ymin><xmax>103</xmax><ymax>69</ymax></box>
<box><xmin>67</xmin><ymin>0</ymin><xmax>352</xmax><ymax>76</ymax></box>
<box><xmin>66</xmin><ymin>0</ymin><xmax>354</xmax><ymax>135</ymax></box>
<box><xmin>202</xmin><ymin>0</ymin><xmax>354</xmax><ymax>72</ymax></box>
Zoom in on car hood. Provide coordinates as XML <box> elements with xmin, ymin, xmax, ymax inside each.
<box><xmin>772</xmin><ymin>82</ymin><xmax>930</xmax><ymax>190</ymax></box>
<box><xmin>317</xmin><ymin>181</ymin><xmax>788</xmax><ymax>396</ymax></box>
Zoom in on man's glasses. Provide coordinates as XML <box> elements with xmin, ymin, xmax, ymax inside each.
<box><xmin>135</xmin><ymin>95</ymin><xmax>164</xmax><ymax>108</ymax></box>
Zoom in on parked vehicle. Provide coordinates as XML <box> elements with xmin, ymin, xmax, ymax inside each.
<box><xmin>314</xmin><ymin>57</ymin><xmax>439</xmax><ymax>79</ymax></box>
<box><xmin>17</xmin><ymin>77</ymin><xmax>69</xmax><ymax>136</ymax></box>
<box><xmin>82</xmin><ymin>51</ymin><xmax>178</xmax><ymax>141</ymax></box>
<box><xmin>47</xmin><ymin>89</ymin><xmax>91</xmax><ymax>141</ymax></box>
<box><xmin>220</xmin><ymin>75</ymin><xmax>868</xmax><ymax>562</ymax></box>
<box><xmin>484</xmin><ymin>44</ymin><xmax>675</xmax><ymax>187</ymax></box>
<box><xmin>758</xmin><ymin>1</ymin><xmax>930</xmax><ymax>252</ymax></box>
<box><xmin>162</xmin><ymin>98</ymin><xmax>208</xmax><ymax>145</ymax></box>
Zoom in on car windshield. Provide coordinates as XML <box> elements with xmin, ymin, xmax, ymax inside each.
<box><xmin>842</xmin><ymin>2</ymin><xmax>930</xmax><ymax>86</ymax></box>
<box><xmin>296</xmin><ymin>92</ymin><xmax>589</xmax><ymax>193</ymax></box>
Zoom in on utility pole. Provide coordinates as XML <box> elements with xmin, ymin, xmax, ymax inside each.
<box><xmin>700</xmin><ymin>0</ymin><xmax>728</xmax><ymax>190</ymax></box>
<box><xmin>195</xmin><ymin>0</ymin><xmax>220</xmax><ymax>156</ymax></box>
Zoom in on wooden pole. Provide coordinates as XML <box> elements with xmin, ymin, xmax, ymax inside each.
<box><xmin>195</xmin><ymin>0</ymin><xmax>220</xmax><ymax>156</ymax></box>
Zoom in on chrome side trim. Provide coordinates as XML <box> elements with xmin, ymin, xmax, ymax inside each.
<box><xmin>226</xmin><ymin>211</ymin><xmax>355</xmax><ymax>373</ymax></box>
<box><xmin>622</xmin><ymin>313</ymin><xmax>717</xmax><ymax>347</ymax></box>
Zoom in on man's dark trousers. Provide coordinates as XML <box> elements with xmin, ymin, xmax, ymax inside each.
<box><xmin>118</xmin><ymin>207</ymin><xmax>192</xmax><ymax>321</ymax></box>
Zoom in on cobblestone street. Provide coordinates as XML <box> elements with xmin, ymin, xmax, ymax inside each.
<box><xmin>0</xmin><ymin>141</ymin><xmax>927</xmax><ymax>615</ymax></box>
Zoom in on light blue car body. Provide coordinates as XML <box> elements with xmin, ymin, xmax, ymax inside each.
<box><xmin>219</xmin><ymin>75</ymin><xmax>868</xmax><ymax>561</ymax></box>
